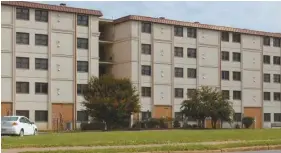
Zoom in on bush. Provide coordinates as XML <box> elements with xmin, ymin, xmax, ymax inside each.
<box><xmin>235</xmin><ymin>124</ymin><xmax>241</xmax><ymax>129</ymax></box>
<box><xmin>242</xmin><ymin>117</ymin><xmax>254</xmax><ymax>128</ymax></box>
<box><xmin>80</xmin><ymin>122</ymin><xmax>106</xmax><ymax>131</ymax></box>
<box><xmin>173</xmin><ymin>120</ymin><xmax>181</xmax><ymax>128</ymax></box>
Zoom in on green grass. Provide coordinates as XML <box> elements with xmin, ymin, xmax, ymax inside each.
<box><xmin>21</xmin><ymin>139</ymin><xmax>281</xmax><ymax>153</ymax></box>
<box><xmin>3</xmin><ymin>129</ymin><xmax>281</xmax><ymax>149</ymax></box>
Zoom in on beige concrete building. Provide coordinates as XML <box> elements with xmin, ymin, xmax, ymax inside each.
<box><xmin>1</xmin><ymin>1</ymin><xmax>281</xmax><ymax>130</ymax></box>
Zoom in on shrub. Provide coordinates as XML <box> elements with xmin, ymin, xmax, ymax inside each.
<box><xmin>146</xmin><ymin>118</ymin><xmax>160</xmax><ymax>128</ymax></box>
<box><xmin>242</xmin><ymin>117</ymin><xmax>254</xmax><ymax>128</ymax></box>
<box><xmin>173</xmin><ymin>120</ymin><xmax>181</xmax><ymax>128</ymax></box>
<box><xmin>80</xmin><ymin>122</ymin><xmax>105</xmax><ymax>131</ymax></box>
<box><xmin>235</xmin><ymin>124</ymin><xmax>241</xmax><ymax>129</ymax></box>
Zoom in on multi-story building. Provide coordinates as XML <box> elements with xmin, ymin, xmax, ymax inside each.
<box><xmin>1</xmin><ymin>1</ymin><xmax>281</xmax><ymax>130</ymax></box>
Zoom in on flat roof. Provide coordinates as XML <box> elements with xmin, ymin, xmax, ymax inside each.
<box><xmin>114</xmin><ymin>15</ymin><xmax>281</xmax><ymax>38</ymax></box>
<box><xmin>1</xmin><ymin>1</ymin><xmax>102</xmax><ymax>17</ymax></box>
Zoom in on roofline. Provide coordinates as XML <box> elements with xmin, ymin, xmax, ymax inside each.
<box><xmin>1</xmin><ymin>1</ymin><xmax>103</xmax><ymax>17</ymax></box>
<box><xmin>114</xmin><ymin>15</ymin><xmax>281</xmax><ymax>38</ymax></box>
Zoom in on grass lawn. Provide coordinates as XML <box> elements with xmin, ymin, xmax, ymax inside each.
<box><xmin>3</xmin><ymin>129</ymin><xmax>281</xmax><ymax>149</ymax></box>
<box><xmin>21</xmin><ymin>139</ymin><xmax>281</xmax><ymax>153</ymax></box>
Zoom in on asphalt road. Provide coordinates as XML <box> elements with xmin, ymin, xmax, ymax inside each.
<box><xmin>232</xmin><ymin>150</ymin><xmax>281</xmax><ymax>153</ymax></box>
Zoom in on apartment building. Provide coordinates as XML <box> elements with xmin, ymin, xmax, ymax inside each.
<box><xmin>1</xmin><ymin>1</ymin><xmax>281</xmax><ymax>130</ymax></box>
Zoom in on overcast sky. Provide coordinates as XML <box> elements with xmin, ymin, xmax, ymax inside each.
<box><xmin>42</xmin><ymin>1</ymin><xmax>281</xmax><ymax>33</ymax></box>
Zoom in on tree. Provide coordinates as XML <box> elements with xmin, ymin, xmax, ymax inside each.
<box><xmin>180</xmin><ymin>86</ymin><xmax>234</xmax><ymax>129</ymax></box>
<box><xmin>82</xmin><ymin>75</ymin><xmax>140</xmax><ymax>130</ymax></box>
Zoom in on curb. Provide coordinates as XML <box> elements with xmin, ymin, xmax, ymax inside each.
<box><xmin>132</xmin><ymin>145</ymin><xmax>281</xmax><ymax>153</ymax></box>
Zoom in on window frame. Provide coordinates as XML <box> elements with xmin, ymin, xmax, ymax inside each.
<box><xmin>77</xmin><ymin>84</ymin><xmax>88</xmax><ymax>95</ymax></box>
<box><xmin>174</xmin><ymin>26</ymin><xmax>183</xmax><ymax>37</ymax></box>
<box><xmin>141</xmin><ymin>22</ymin><xmax>151</xmax><ymax>33</ymax></box>
<box><xmin>35</xmin><ymin>34</ymin><xmax>48</xmax><ymax>46</ymax></box>
<box><xmin>141</xmin><ymin>65</ymin><xmax>151</xmax><ymax>76</ymax></box>
<box><xmin>187</xmin><ymin>27</ymin><xmax>197</xmax><ymax>38</ymax></box>
<box><xmin>232</xmin><ymin>33</ymin><xmax>241</xmax><ymax>43</ymax></box>
<box><xmin>174</xmin><ymin>47</ymin><xmax>183</xmax><ymax>57</ymax></box>
<box><xmin>264</xmin><ymin>113</ymin><xmax>271</xmax><ymax>122</ymax></box>
<box><xmin>274</xmin><ymin>92</ymin><xmax>281</xmax><ymax>101</ymax></box>
<box><xmin>264</xmin><ymin>92</ymin><xmax>271</xmax><ymax>101</ymax></box>
<box><xmin>35</xmin><ymin>110</ymin><xmax>48</xmax><ymax>122</ymax></box>
<box><xmin>274</xmin><ymin>113</ymin><xmax>281</xmax><ymax>122</ymax></box>
<box><xmin>16</xmin><ymin>110</ymin><xmax>30</xmax><ymax>118</ymax></box>
<box><xmin>187</xmin><ymin>48</ymin><xmax>196</xmax><ymax>58</ymax></box>
<box><xmin>263</xmin><ymin>73</ymin><xmax>271</xmax><ymax>83</ymax></box>
<box><xmin>273</xmin><ymin>74</ymin><xmax>281</xmax><ymax>83</ymax></box>
<box><xmin>141</xmin><ymin>87</ymin><xmax>151</xmax><ymax>97</ymax></box>
<box><xmin>233</xmin><ymin>71</ymin><xmax>241</xmax><ymax>81</ymax></box>
<box><xmin>35</xmin><ymin>9</ymin><xmax>48</xmax><ymax>22</ymax></box>
<box><xmin>222</xmin><ymin>90</ymin><xmax>230</xmax><ymax>100</ymax></box>
<box><xmin>175</xmin><ymin>67</ymin><xmax>184</xmax><ymax>78</ymax></box>
<box><xmin>221</xmin><ymin>71</ymin><xmax>229</xmax><ymax>80</ymax></box>
<box><xmin>16</xmin><ymin>32</ymin><xmax>29</xmax><ymax>45</ymax></box>
<box><xmin>175</xmin><ymin>88</ymin><xmax>184</xmax><ymax>98</ymax></box>
<box><xmin>77</xmin><ymin>61</ymin><xmax>89</xmax><ymax>72</ymax></box>
<box><xmin>77</xmin><ymin>14</ymin><xmax>89</xmax><ymax>26</ymax></box>
<box><xmin>273</xmin><ymin>38</ymin><xmax>281</xmax><ymax>47</ymax></box>
<box><xmin>141</xmin><ymin>44</ymin><xmax>151</xmax><ymax>55</ymax></box>
<box><xmin>233</xmin><ymin>90</ymin><xmax>241</xmax><ymax>100</ymax></box>
<box><xmin>16</xmin><ymin>7</ymin><xmax>29</xmax><ymax>20</ymax></box>
<box><xmin>221</xmin><ymin>51</ymin><xmax>229</xmax><ymax>61</ymax></box>
<box><xmin>273</xmin><ymin>56</ymin><xmax>281</xmax><ymax>65</ymax></box>
<box><xmin>263</xmin><ymin>55</ymin><xmax>270</xmax><ymax>64</ymax></box>
<box><xmin>35</xmin><ymin>58</ymin><xmax>48</xmax><ymax>70</ymax></box>
<box><xmin>187</xmin><ymin>68</ymin><xmax>196</xmax><ymax>78</ymax></box>
<box><xmin>16</xmin><ymin>57</ymin><xmax>29</xmax><ymax>69</ymax></box>
<box><xmin>221</xmin><ymin>31</ymin><xmax>229</xmax><ymax>42</ymax></box>
<box><xmin>16</xmin><ymin>82</ymin><xmax>29</xmax><ymax>94</ymax></box>
<box><xmin>232</xmin><ymin>52</ymin><xmax>241</xmax><ymax>62</ymax></box>
<box><xmin>263</xmin><ymin>36</ymin><xmax>271</xmax><ymax>46</ymax></box>
<box><xmin>35</xmin><ymin>82</ymin><xmax>48</xmax><ymax>94</ymax></box>
<box><xmin>77</xmin><ymin>38</ymin><xmax>89</xmax><ymax>49</ymax></box>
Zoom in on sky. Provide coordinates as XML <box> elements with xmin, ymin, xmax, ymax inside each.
<box><xmin>42</xmin><ymin>1</ymin><xmax>281</xmax><ymax>33</ymax></box>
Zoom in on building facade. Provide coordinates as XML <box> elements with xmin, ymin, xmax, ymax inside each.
<box><xmin>1</xmin><ymin>1</ymin><xmax>281</xmax><ymax>130</ymax></box>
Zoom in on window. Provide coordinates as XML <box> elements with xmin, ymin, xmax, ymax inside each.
<box><xmin>274</xmin><ymin>113</ymin><xmax>281</xmax><ymax>122</ymax></box>
<box><xmin>221</xmin><ymin>51</ymin><xmax>229</xmax><ymax>61</ymax></box>
<box><xmin>16</xmin><ymin>57</ymin><xmax>29</xmax><ymax>69</ymax></box>
<box><xmin>233</xmin><ymin>113</ymin><xmax>242</xmax><ymax>122</ymax></box>
<box><xmin>77</xmin><ymin>14</ymin><xmax>88</xmax><ymax>26</ymax></box>
<box><xmin>264</xmin><ymin>113</ymin><xmax>271</xmax><ymax>122</ymax></box>
<box><xmin>232</xmin><ymin>52</ymin><xmax>241</xmax><ymax>62</ymax></box>
<box><xmin>222</xmin><ymin>90</ymin><xmax>229</xmax><ymax>100</ymax></box>
<box><xmin>187</xmin><ymin>68</ymin><xmax>196</xmax><ymax>78</ymax></box>
<box><xmin>77</xmin><ymin>111</ymin><xmax>88</xmax><ymax>122</ymax></box>
<box><xmin>35</xmin><ymin>10</ymin><xmax>48</xmax><ymax>22</ymax></box>
<box><xmin>16</xmin><ymin>32</ymin><xmax>29</xmax><ymax>44</ymax></box>
<box><xmin>141</xmin><ymin>22</ymin><xmax>151</xmax><ymax>33</ymax></box>
<box><xmin>35</xmin><ymin>34</ymin><xmax>48</xmax><ymax>46</ymax></box>
<box><xmin>16</xmin><ymin>110</ymin><xmax>29</xmax><ymax>118</ymax></box>
<box><xmin>174</xmin><ymin>26</ymin><xmax>183</xmax><ymax>37</ymax></box>
<box><xmin>35</xmin><ymin>83</ymin><xmax>48</xmax><ymax>94</ymax></box>
<box><xmin>232</xmin><ymin>33</ymin><xmax>241</xmax><ymax>43</ymax></box>
<box><xmin>187</xmin><ymin>48</ymin><xmax>196</xmax><ymax>58</ymax></box>
<box><xmin>142</xmin><ymin>111</ymin><xmax>151</xmax><ymax>120</ymax></box>
<box><xmin>264</xmin><ymin>73</ymin><xmax>271</xmax><ymax>83</ymax></box>
<box><xmin>142</xmin><ymin>44</ymin><xmax>151</xmax><ymax>55</ymax></box>
<box><xmin>77</xmin><ymin>84</ymin><xmax>87</xmax><ymax>95</ymax></box>
<box><xmin>35</xmin><ymin>111</ymin><xmax>48</xmax><ymax>122</ymax></box>
<box><xmin>77</xmin><ymin>38</ymin><xmax>88</xmax><ymax>49</ymax></box>
<box><xmin>77</xmin><ymin>61</ymin><xmax>88</xmax><ymax>72</ymax></box>
<box><xmin>175</xmin><ymin>112</ymin><xmax>183</xmax><ymax>120</ymax></box>
<box><xmin>233</xmin><ymin>71</ymin><xmax>241</xmax><ymax>81</ymax></box>
<box><xmin>187</xmin><ymin>89</ymin><xmax>196</xmax><ymax>98</ymax></box>
<box><xmin>175</xmin><ymin>88</ymin><xmax>183</xmax><ymax>98</ymax></box>
<box><xmin>273</xmin><ymin>38</ymin><xmax>281</xmax><ymax>47</ymax></box>
<box><xmin>141</xmin><ymin>65</ymin><xmax>151</xmax><ymax>76</ymax></box>
<box><xmin>264</xmin><ymin>37</ymin><xmax>270</xmax><ymax>46</ymax></box>
<box><xmin>16</xmin><ymin>82</ymin><xmax>29</xmax><ymax>94</ymax></box>
<box><xmin>264</xmin><ymin>92</ymin><xmax>271</xmax><ymax>101</ymax></box>
<box><xmin>35</xmin><ymin>58</ymin><xmax>48</xmax><ymax>70</ymax></box>
<box><xmin>263</xmin><ymin>55</ymin><xmax>270</xmax><ymax>64</ymax></box>
<box><xmin>221</xmin><ymin>71</ymin><xmax>229</xmax><ymax>80</ymax></box>
<box><xmin>16</xmin><ymin>8</ymin><xmax>29</xmax><ymax>20</ymax></box>
<box><xmin>174</xmin><ymin>47</ymin><xmax>183</xmax><ymax>57</ymax></box>
<box><xmin>274</xmin><ymin>74</ymin><xmax>280</xmax><ymax>83</ymax></box>
<box><xmin>233</xmin><ymin>91</ymin><xmax>241</xmax><ymax>100</ymax></box>
<box><xmin>187</xmin><ymin>27</ymin><xmax>197</xmax><ymax>38</ymax></box>
<box><xmin>175</xmin><ymin>67</ymin><xmax>183</xmax><ymax>78</ymax></box>
<box><xmin>141</xmin><ymin>87</ymin><xmax>151</xmax><ymax>97</ymax></box>
<box><xmin>274</xmin><ymin>92</ymin><xmax>281</xmax><ymax>101</ymax></box>
<box><xmin>273</xmin><ymin>56</ymin><xmax>281</xmax><ymax>65</ymax></box>
<box><xmin>221</xmin><ymin>31</ymin><xmax>229</xmax><ymax>42</ymax></box>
